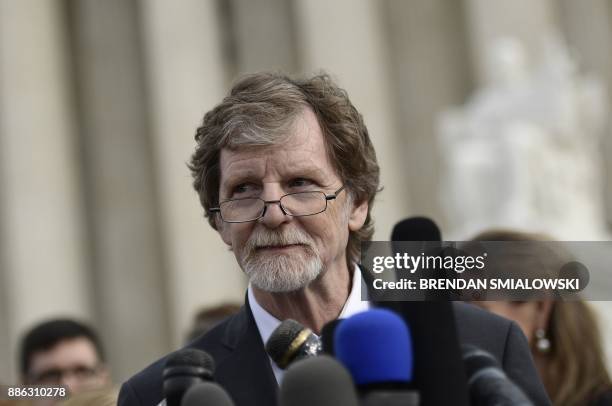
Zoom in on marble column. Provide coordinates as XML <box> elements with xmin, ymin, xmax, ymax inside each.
<box><xmin>139</xmin><ymin>0</ymin><xmax>246</xmax><ymax>350</ymax></box>
<box><xmin>382</xmin><ymin>0</ymin><xmax>474</xmax><ymax>229</ymax></box>
<box><xmin>557</xmin><ymin>0</ymin><xmax>612</xmax><ymax>227</ymax></box>
<box><xmin>0</xmin><ymin>241</ymin><xmax>9</xmax><ymax>382</ymax></box>
<box><xmin>0</xmin><ymin>0</ymin><xmax>91</xmax><ymax>383</ymax></box>
<box><xmin>293</xmin><ymin>0</ymin><xmax>410</xmax><ymax>240</ymax></box>
<box><xmin>230</xmin><ymin>0</ymin><xmax>298</xmax><ymax>74</ymax></box>
<box><xmin>68</xmin><ymin>0</ymin><xmax>170</xmax><ymax>381</ymax></box>
<box><xmin>557</xmin><ymin>0</ymin><xmax>612</xmax><ymax>370</ymax></box>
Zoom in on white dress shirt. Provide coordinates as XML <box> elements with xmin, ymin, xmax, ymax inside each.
<box><xmin>248</xmin><ymin>265</ymin><xmax>370</xmax><ymax>385</ymax></box>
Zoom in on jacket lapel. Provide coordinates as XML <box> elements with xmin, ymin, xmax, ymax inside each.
<box><xmin>215</xmin><ymin>296</ymin><xmax>278</xmax><ymax>406</ymax></box>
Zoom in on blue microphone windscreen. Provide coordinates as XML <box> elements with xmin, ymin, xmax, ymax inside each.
<box><xmin>334</xmin><ymin>308</ymin><xmax>413</xmax><ymax>385</ymax></box>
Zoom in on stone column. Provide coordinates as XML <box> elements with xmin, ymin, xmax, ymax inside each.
<box><xmin>557</xmin><ymin>0</ymin><xmax>612</xmax><ymax>227</ymax></box>
<box><xmin>229</xmin><ymin>0</ymin><xmax>298</xmax><ymax>74</ymax></box>
<box><xmin>293</xmin><ymin>0</ymin><xmax>410</xmax><ymax>240</ymax></box>
<box><xmin>382</xmin><ymin>0</ymin><xmax>474</xmax><ymax>228</ymax></box>
<box><xmin>139</xmin><ymin>0</ymin><xmax>246</xmax><ymax>349</ymax></box>
<box><xmin>0</xmin><ymin>0</ymin><xmax>91</xmax><ymax>383</ymax></box>
<box><xmin>68</xmin><ymin>0</ymin><xmax>170</xmax><ymax>381</ymax></box>
<box><xmin>557</xmin><ymin>0</ymin><xmax>612</xmax><ymax>370</ymax></box>
<box><xmin>0</xmin><ymin>247</ymin><xmax>10</xmax><ymax>383</ymax></box>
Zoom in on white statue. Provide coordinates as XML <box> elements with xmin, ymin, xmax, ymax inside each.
<box><xmin>439</xmin><ymin>36</ymin><xmax>609</xmax><ymax>240</ymax></box>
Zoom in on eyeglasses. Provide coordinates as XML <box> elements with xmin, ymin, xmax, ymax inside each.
<box><xmin>210</xmin><ymin>185</ymin><xmax>346</xmax><ymax>223</ymax></box>
<box><xmin>29</xmin><ymin>365</ymin><xmax>102</xmax><ymax>385</ymax></box>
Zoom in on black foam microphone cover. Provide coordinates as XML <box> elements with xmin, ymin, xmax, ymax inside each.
<box><xmin>266</xmin><ymin>319</ymin><xmax>321</xmax><ymax>369</ymax></box>
<box><xmin>463</xmin><ymin>345</ymin><xmax>533</xmax><ymax>406</ymax></box>
<box><xmin>391</xmin><ymin>216</ymin><xmax>441</xmax><ymax>242</ymax></box>
<box><xmin>279</xmin><ymin>355</ymin><xmax>359</xmax><ymax>406</ymax></box>
<box><xmin>375</xmin><ymin>216</ymin><xmax>470</xmax><ymax>406</ymax></box>
<box><xmin>163</xmin><ymin>348</ymin><xmax>215</xmax><ymax>406</ymax></box>
<box><xmin>181</xmin><ymin>381</ymin><xmax>235</xmax><ymax>406</ymax></box>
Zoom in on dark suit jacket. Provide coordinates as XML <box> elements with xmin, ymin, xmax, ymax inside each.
<box><xmin>592</xmin><ymin>389</ymin><xmax>612</xmax><ymax>406</ymax></box>
<box><xmin>118</xmin><ymin>300</ymin><xmax>550</xmax><ymax>406</ymax></box>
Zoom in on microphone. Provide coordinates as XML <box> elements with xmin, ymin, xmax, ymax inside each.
<box><xmin>265</xmin><ymin>319</ymin><xmax>321</xmax><ymax>369</ymax></box>
<box><xmin>278</xmin><ymin>355</ymin><xmax>359</xmax><ymax>406</ymax></box>
<box><xmin>391</xmin><ymin>216</ymin><xmax>441</xmax><ymax>242</ymax></box>
<box><xmin>335</xmin><ymin>308</ymin><xmax>413</xmax><ymax>385</ymax></box>
<box><xmin>162</xmin><ymin>348</ymin><xmax>215</xmax><ymax>406</ymax></box>
<box><xmin>373</xmin><ymin>216</ymin><xmax>470</xmax><ymax>406</ymax></box>
<box><xmin>181</xmin><ymin>381</ymin><xmax>235</xmax><ymax>406</ymax></box>
<box><xmin>334</xmin><ymin>308</ymin><xmax>419</xmax><ymax>405</ymax></box>
<box><xmin>463</xmin><ymin>345</ymin><xmax>534</xmax><ymax>406</ymax></box>
<box><xmin>390</xmin><ymin>216</ymin><xmax>457</xmax><ymax>300</ymax></box>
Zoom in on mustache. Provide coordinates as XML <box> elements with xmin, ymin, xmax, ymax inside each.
<box><xmin>244</xmin><ymin>228</ymin><xmax>315</xmax><ymax>253</ymax></box>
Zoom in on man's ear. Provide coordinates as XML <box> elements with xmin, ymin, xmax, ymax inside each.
<box><xmin>348</xmin><ymin>199</ymin><xmax>368</xmax><ymax>231</ymax></box>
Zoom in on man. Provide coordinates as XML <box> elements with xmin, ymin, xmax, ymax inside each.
<box><xmin>19</xmin><ymin>319</ymin><xmax>111</xmax><ymax>405</ymax></box>
<box><xmin>119</xmin><ymin>72</ymin><xmax>550</xmax><ymax>405</ymax></box>
<box><xmin>185</xmin><ymin>303</ymin><xmax>241</xmax><ymax>343</ymax></box>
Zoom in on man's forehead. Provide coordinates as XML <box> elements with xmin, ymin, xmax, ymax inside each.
<box><xmin>217</xmin><ymin>107</ymin><xmax>342</xmax><ymax>187</ymax></box>
<box><xmin>29</xmin><ymin>338</ymin><xmax>100</xmax><ymax>370</ymax></box>
<box><xmin>222</xmin><ymin>107</ymin><xmax>324</xmax><ymax>154</ymax></box>
<box><xmin>219</xmin><ymin>147</ymin><xmax>328</xmax><ymax>179</ymax></box>
<box><xmin>220</xmin><ymin>135</ymin><xmax>331</xmax><ymax>175</ymax></box>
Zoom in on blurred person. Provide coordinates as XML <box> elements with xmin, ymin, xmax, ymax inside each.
<box><xmin>0</xmin><ymin>401</ymin><xmax>29</xmax><ymax>406</ymax></box>
<box><xmin>19</xmin><ymin>319</ymin><xmax>111</xmax><ymax>405</ymax></box>
<box><xmin>185</xmin><ymin>303</ymin><xmax>241</xmax><ymax>343</ymax></box>
<box><xmin>119</xmin><ymin>71</ymin><xmax>550</xmax><ymax>406</ymax></box>
<box><xmin>472</xmin><ymin>229</ymin><xmax>612</xmax><ymax>406</ymax></box>
<box><xmin>57</xmin><ymin>387</ymin><xmax>118</xmax><ymax>406</ymax></box>
<box><xmin>0</xmin><ymin>399</ymin><xmax>28</xmax><ymax>406</ymax></box>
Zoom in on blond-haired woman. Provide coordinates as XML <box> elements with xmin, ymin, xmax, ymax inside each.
<box><xmin>471</xmin><ymin>229</ymin><xmax>612</xmax><ymax>406</ymax></box>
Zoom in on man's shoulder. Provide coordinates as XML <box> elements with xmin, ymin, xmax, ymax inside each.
<box><xmin>453</xmin><ymin>301</ymin><xmax>534</xmax><ymax>367</ymax></box>
<box><xmin>453</xmin><ymin>301</ymin><xmax>551</xmax><ymax>406</ymax></box>
<box><xmin>453</xmin><ymin>301</ymin><xmax>514</xmax><ymax>355</ymax></box>
<box><xmin>453</xmin><ymin>300</ymin><xmax>511</xmax><ymax>328</ymax></box>
<box><xmin>118</xmin><ymin>308</ymin><xmax>248</xmax><ymax>406</ymax></box>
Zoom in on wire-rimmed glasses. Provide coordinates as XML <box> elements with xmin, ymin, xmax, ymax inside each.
<box><xmin>210</xmin><ymin>185</ymin><xmax>346</xmax><ymax>223</ymax></box>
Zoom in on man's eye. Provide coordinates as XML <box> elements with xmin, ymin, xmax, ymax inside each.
<box><xmin>290</xmin><ymin>178</ymin><xmax>313</xmax><ymax>188</ymax></box>
<box><xmin>232</xmin><ymin>183</ymin><xmax>258</xmax><ymax>196</ymax></box>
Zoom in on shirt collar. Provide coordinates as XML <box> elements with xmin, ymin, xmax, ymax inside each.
<box><xmin>247</xmin><ymin>264</ymin><xmax>370</xmax><ymax>384</ymax></box>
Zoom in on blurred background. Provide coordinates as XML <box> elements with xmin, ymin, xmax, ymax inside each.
<box><xmin>1</xmin><ymin>0</ymin><xmax>611</xmax><ymax>385</ymax></box>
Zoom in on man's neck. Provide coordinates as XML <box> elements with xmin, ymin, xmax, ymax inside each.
<box><xmin>251</xmin><ymin>263</ymin><xmax>353</xmax><ymax>335</ymax></box>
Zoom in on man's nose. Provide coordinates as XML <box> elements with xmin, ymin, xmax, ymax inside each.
<box><xmin>59</xmin><ymin>374</ymin><xmax>79</xmax><ymax>394</ymax></box>
<box><xmin>259</xmin><ymin>192</ymin><xmax>290</xmax><ymax>228</ymax></box>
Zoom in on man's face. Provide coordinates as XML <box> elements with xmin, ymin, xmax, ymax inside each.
<box><xmin>216</xmin><ymin>108</ymin><xmax>368</xmax><ymax>292</ymax></box>
<box><xmin>26</xmin><ymin>337</ymin><xmax>109</xmax><ymax>397</ymax></box>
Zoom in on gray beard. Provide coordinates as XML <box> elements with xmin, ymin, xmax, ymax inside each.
<box><xmin>244</xmin><ymin>249</ymin><xmax>323</xmax><ymax>293</ymax></box>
